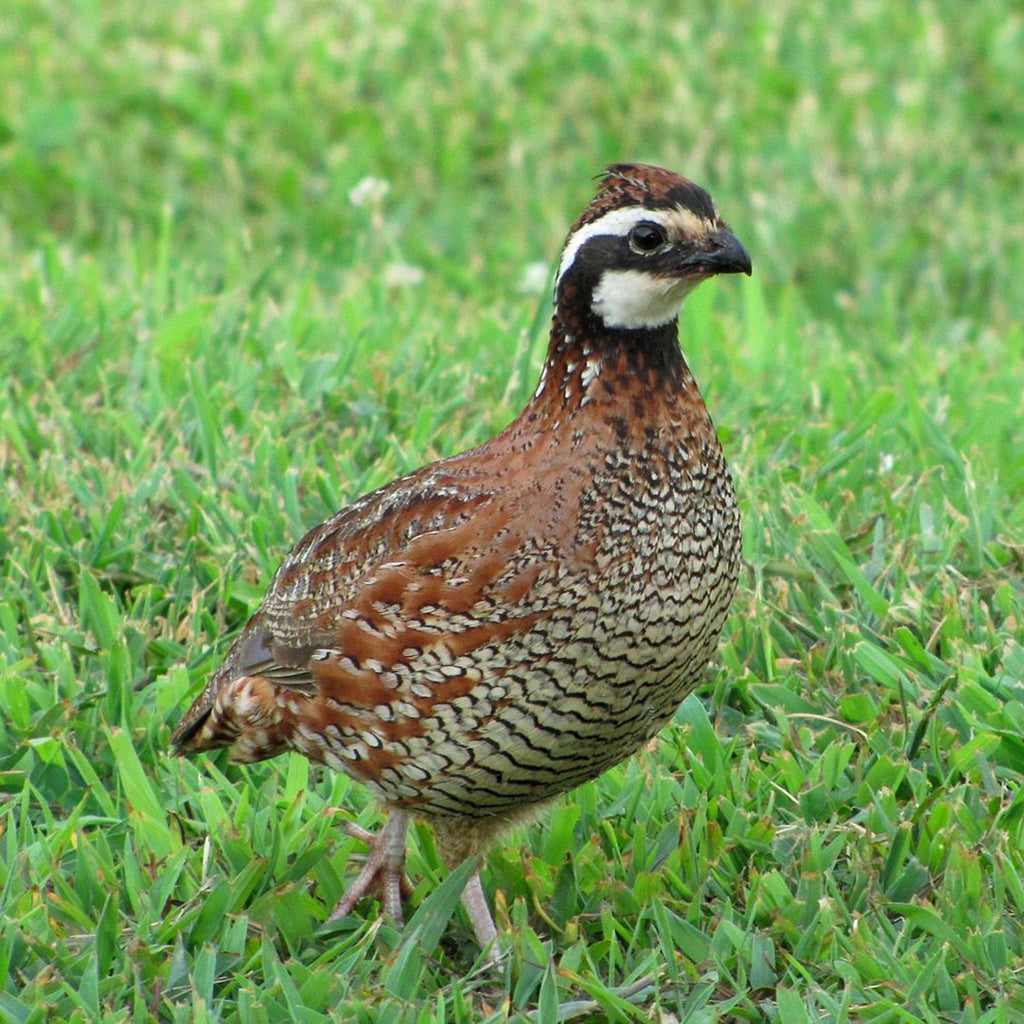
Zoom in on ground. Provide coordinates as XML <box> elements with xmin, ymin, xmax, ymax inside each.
<box><xmin>1</xmin><ymin>0</ymin><xmax>1023</xmax><ymax>1020</ymax></box>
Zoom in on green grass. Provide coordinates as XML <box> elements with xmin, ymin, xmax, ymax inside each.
<box><xmin>2</xmin><ymin>0</ymin><xmax>1024</xmax><ymax>1020</ymax></box>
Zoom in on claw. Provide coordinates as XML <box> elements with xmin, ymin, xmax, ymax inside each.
<box><xmin>329</xmin><ymin>810</ymin><xmax>412</xmax><ymax>923</ymax></box>
<box><xmin>342</xmin><ymin>822</ymin><xmax>376</xmax><ymax>844</ymax></box>
<box><xmin>329</xmin><ymin>810</ymin><xmax>503</xmax><ymax>966</ymax></box>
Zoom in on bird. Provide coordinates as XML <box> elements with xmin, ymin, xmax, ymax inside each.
<box><xmin>170</xmin><ymin>162</ymin><xmax>751</xmax><ymax>960</ymax></box>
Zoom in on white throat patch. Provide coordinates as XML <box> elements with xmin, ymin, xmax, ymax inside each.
<box><xmin>590</xmin><ymin>270</ymin><xmax>697</xmax><ymax>329</ymax></box>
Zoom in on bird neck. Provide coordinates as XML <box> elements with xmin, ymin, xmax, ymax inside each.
<box><xmin>522</xmin><ymin>299</ymin><xmax>698</xmax><ymax>425</ymax></box>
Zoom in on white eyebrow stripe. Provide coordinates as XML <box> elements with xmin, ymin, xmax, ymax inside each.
<box><xmin>557</xmin><ymin>206</ymin><xmax>667</xmax><ymax>285</ymax></box>
<box><xmin>556</xmin><ymin>204</ymin><xmax>714</xmax><ymax>285</ymax></box>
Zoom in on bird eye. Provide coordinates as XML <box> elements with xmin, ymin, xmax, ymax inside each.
<box><xmin>628</xmin><ymin>222</ymin><xmax>668</xmax><ymax>254</ymax></box>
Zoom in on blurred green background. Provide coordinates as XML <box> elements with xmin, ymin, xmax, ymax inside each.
<box><xmin>2</xmin><ymin>1</ymin><xmax>1023</xmax><ymax>1021</ymax></box>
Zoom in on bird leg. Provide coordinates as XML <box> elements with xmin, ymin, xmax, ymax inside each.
<box><xmin>461</xmin><ymin>869</ymin><xmax>501</xmax><ymax>964</ymax></box>
<box><xmin>329</xmin><ymin>809</ymin><xmax>412</xmax><ymax>923</ymax></box>
<box><xmin>331</xmin><ymin>811</ymin><xmax>501</xmax><ymax>963</ymax></box>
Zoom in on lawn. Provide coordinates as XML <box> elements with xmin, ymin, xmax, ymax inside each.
<box><xmin>2</xmin><ymin>0</ymin><xmax>1023</xmax><ymax>1020</ymax></box>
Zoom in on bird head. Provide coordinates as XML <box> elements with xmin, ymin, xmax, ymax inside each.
<box><xmin>556</xmin><ymin>163</ymin><xmax>752</xmax><ymax>331</ymax></box>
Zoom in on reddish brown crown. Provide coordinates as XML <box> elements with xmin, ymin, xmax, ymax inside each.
<box><xmin>563</xmin><ymin>165</ymin><xmax>716</xmax><ymax>241</ymax></box>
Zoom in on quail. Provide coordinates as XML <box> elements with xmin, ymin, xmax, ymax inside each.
<box><xmin>171</xmin><ymin>163</ymin><xmax>751</xmax><ymax>958</ymax></box>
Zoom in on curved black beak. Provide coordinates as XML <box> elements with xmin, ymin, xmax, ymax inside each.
<box><xmin>685</xmin><ymin>228</ymin><xmax>752</xmax><ymax>277</ymax></box>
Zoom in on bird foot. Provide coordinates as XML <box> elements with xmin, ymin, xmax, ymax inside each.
<box><xmin>329</xmin><ymin>810</ymin><xmax>412</xmax><ymax>923</ymax></box>
<box><xmin>328</xmin><ymin>809</ymin><xmax>503</xmax><ymax>967</ymax></box>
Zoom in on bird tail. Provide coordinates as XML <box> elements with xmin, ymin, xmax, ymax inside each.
<box><xmin>169</xmin><ymin>619</ymin><xmax>259</xmax><ymax>754</ymax></box>
<box><xmin>169</xmin><ymin>672</ymin><xmax>231</xmax><ymax>754</ymax></box>
<box><xmin>170</xmin><ymin>611</ymin><xmax>294</xmax><ymax>758</ymax></box>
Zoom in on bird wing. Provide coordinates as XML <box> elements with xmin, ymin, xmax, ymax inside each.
<box><xmin>170</xmin><ymin>450</ymin><xmax>558</xmax><ymax>754</ymax></box>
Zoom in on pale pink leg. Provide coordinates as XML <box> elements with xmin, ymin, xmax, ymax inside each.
<box><xmin>461</xmin><ymin>869</ymin><xmax>501</xmax><ymax>964</ymax></box>
<box><xmin>330</xmin><ymin>810</ymin><xmax>411</xmax><ymax>923</ymax></box>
